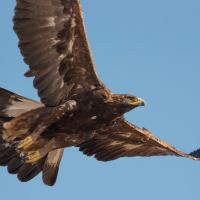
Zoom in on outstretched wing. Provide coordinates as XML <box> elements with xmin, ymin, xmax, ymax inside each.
<box><xmin>13</xmin><ymin>0</ymin><xmax>102</xmax><ymax>106</ymax></box>
<box><xmin>79</xmin><ymin>119</ymin><xmax>199</xmax><ymax>161</ymax></box>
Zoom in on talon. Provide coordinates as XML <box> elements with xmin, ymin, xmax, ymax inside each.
<box><xmin>18</xmin><ymin>136</ymin><xmax>34</xmax><ymax>150</ymax></box>
<box><xmin>25</xmin><ymin>151</ymin><xmax>42</xmax><ymax>163</ymax></box>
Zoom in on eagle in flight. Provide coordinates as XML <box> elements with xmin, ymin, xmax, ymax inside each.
<box><xmin>0</xmin><ymin>0</ymin><xmax>199</xmax><ymax>186</ymax></box>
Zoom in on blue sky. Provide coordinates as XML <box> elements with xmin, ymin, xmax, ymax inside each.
<box><xmin>0</xmin><ymin>0</ymin><xmax>200</xmax><ymax>199</ymax></box>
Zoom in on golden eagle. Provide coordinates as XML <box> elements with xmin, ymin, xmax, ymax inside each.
<box><xmin>0</xmin><ymin>0</ymin><xmax>199</xmax><ymax>186</ymax></box>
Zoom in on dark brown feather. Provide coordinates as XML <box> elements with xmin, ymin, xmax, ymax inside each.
<box><xmin>1</xmin><ymin>0</ymin><xmax>199</xmax><ymax>187</ymax></box>
<box><xmin>7</xmin><ymin>157</ymin><xmax>24</xmax><ymax>174</ymax></box>
<box><xmin>13</xmin><ymin>0</ymin><xmax>103</xmax><ymax>106</ymax></box>
<box><xmin>0</xmin><ymin>88</ymin><xmax>46</xmax><ymax>183</ymax></box>
<box><xmin>79</xmin><ymin>118</ymin><xmax>198</xmax><ymax>161</ymax></box>
<box><xmin>17</xmin><ymin>160</ymin><xmax>44</xmax><ymax>182</ymax></box>
<box><xmin>42</xmin><ymin>148</ymin><xmax>64</xmax><ymax>186</ymax></box>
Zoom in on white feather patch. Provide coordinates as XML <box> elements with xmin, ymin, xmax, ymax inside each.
<box><xmin>3</xmin><ymin>98</ymin><xmax>41</xmax><ymax>117</ymax></box>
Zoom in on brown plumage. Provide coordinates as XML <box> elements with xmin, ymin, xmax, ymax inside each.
<box><xmin>0</xmin><ymin>0</ymin><xmax>200</xmax><ymax>186</ymax></box>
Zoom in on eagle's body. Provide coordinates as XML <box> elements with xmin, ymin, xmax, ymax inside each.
<box><xmin>0</xmin><ymin>0</ymin><xmax>200</xmax><ymax>186</ymax></box>
<box><xmin>54</xmin><ymin>90</ymin><xmax>138</xmax><ymax>132</ymax></box>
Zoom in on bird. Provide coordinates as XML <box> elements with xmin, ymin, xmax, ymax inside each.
<box><xmin>0</xmin><ymin>0</ymin><xmax>199</xmax><ymax>186</ymax></box>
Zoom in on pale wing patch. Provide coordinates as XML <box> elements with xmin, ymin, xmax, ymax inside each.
<box><xmin>123</xmin><ymin>144</ymin><xmax>143</xmax><ymax>151</ymax></box>
<box><xmin>67</xmin><ymin>12</ymin><xmax>77</xmax><ymax>55</ymax></box>
<box><xmin>110</xmin><ymin>141</ymin><xmax>124</xmax><ymax>146</ymax></box>
<box><xmin>3</xmin><ymin>97</ymin><xmax>42</xmax><ymax>117</ymax></box>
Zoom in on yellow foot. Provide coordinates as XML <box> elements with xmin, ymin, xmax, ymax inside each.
<box><xmin>18</xmin><ymin>136</ymin><xmax>34</xmax><ymax>150</ymax></box>
<box><xmin>25</xmin><ymin>151</ymin><xmax>42</xmax><ymax>163</ymax></box>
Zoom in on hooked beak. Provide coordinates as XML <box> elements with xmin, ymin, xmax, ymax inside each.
<box><xmin>137</xmin><ymin>98</ymin><xmax>145</xmax><ymax>106</ymax></box>
<box><xmin>130</xmin><ymin>97</ymin><xmax>145</xmax><ymax>107</ymax></box>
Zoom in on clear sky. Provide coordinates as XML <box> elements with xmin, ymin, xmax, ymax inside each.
<box><xmin>0</xmin><ymin>0</ymin><xmax>200</xmax><ymax>199</ymax></box>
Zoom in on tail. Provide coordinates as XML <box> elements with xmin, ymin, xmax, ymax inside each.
<box><xmin>0</xmin><ymin>88</ymin><xmax>63</xmax><ymax>186</ymax></box>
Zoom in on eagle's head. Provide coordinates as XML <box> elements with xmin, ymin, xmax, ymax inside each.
<box><xmin>111</xmin><ymin>94</ymin><xmax>145</xmax><ymax>114</ymax></box>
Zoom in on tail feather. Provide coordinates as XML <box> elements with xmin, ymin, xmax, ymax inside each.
<box><xmin>0</xmin><ymin>146</ymin><xmax>17</xmax><ymax>166</ymax></box>
<box><xmin>7</xmin><ymin>157</ymin><xmax>24</xmax><ymax>174</ymax></box>
<box><xmin>17</xmin><ymin>160</ymin><xmax>44</xmax><ymax>182</ymax></box>
<box><xmin>7</xmin><ymin>157</ymin><xmax>44</xmax><ymax>183</ymax></box>
<box><xmin>43</xmin><ymin>149</ymin><xmax>64</xmax><ymax>186</ymax></box>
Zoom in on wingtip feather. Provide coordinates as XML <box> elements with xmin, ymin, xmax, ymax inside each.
<box><xmin>190</xmin><ymin>148</ymin><xmax>200</xmax><ymax>158</ymax></box>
